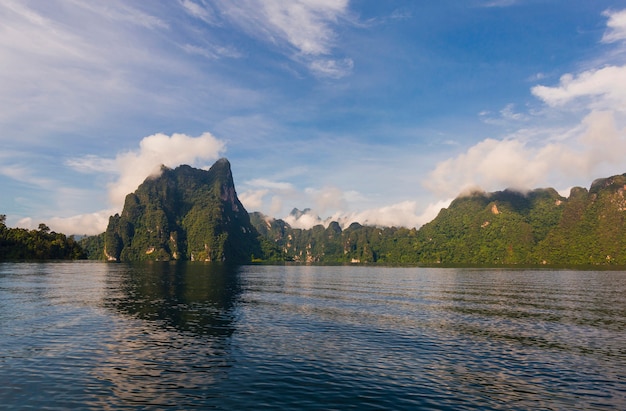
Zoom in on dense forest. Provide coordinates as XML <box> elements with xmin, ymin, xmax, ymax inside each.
<box><xmin>0</xmin><ymin>215</ymin><xmax>85</xmax><ymax>260</ymax></box>
<box><xmin>6</xmin><ymin>162</ymin><xmax>626</xmax><ymax>266</ymax></box>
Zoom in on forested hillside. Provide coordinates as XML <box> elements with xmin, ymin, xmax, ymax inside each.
<box><xmin>536</xmin><ymin>174</ymin><xmax>626</xmax><ymax>264</ymax></box>
<box><xmin>415</xmin><ymin>188</ymin><xmax>565</xmax><ymax>264</ymax></box>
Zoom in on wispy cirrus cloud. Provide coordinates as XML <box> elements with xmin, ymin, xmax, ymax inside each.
<box><xmin>479</xmin><ymin>0</ymin><xmax>519</xmax><ymax>8</ymax></box>
<box><xmin>180</xmin><ymin>0</ymin><xmax>219</xmax><ymax>25</ymax></box>
<box><xmin>184</xmin><ymin>0</ymin><xmax>354</xmax><ymax>78</ymax></box>
<box><xmin>0</xmin><ymin>0</ymin><xmax>181</xmax><ymax>141</ymax></box>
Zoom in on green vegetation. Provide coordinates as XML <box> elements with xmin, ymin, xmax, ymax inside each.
<box><xmin>79</xmin><ymin>232</ymin><xmax>104</xmax><ymax>260</ymax></box>
<box><xmin>0</xmin><ymin>215</ymin><xmax>85</xmax><ymax>260</ymax></box>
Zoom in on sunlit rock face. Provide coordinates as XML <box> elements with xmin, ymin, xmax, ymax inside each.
<box><xmin>104</xmin><ymin>158</ymin><xmax>261</xmax><ymax>262</ymax></box>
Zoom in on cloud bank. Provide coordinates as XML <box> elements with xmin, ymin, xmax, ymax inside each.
<box><xmin>424</xmin><ymin>111</ymin><xmax>626</xmax><ymax>198</ymax></box>
<box><xmin>277</xmin><ymin>199</ymin><xmax>451</xmax><ymax>230</ymax></box>
<box><xmin>240</xmin><ymin>179</ymin><xmax>450</xmax><ymax>230</ymax></box>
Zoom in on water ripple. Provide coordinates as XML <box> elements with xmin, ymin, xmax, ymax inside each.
<box><xmin>1</xmin><ymin>262</ymin><xmax>625</xmax><ymax>409</ymax></box>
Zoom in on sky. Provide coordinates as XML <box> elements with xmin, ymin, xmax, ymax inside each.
<box><xmin>2</xmin><ymin>0</ymin><xmax>626</xmax><ymax>235</ymax></box>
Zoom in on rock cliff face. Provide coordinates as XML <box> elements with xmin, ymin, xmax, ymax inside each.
<box><xmin>104</xmin><ymin>158</ymin><xmax>261</xmax><ymax>262</ymax></box>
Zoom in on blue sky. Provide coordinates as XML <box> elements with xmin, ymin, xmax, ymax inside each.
<box><xmin>2</xmin><ymin>0</ymin><xmax>626</xmax><ymax>234</ymax></box>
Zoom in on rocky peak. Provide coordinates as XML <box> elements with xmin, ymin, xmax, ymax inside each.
<box><xmin>104</xmin><ymin>158</ymin><xmax>260</xmax><ymax>262</ymax></box>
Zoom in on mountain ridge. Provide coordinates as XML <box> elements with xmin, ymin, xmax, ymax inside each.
<box><xmin>73</xmin><ymin>159</ymin><xmax>626</xmax><ymax>265</ymax></box>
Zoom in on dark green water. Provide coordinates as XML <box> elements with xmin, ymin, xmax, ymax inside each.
<box><xmin>1</xmin><ymin>262</ymin><xmax>625</xmax><ymax>410</ymax></box>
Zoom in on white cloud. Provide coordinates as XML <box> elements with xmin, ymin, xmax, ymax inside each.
<box><xmin>531</xmin><ymin>65</ymin><xmax>626</xmax><ymax>111</ymax></box>
<box><xmin>239</xmin><ymin>178</ymin><xmax>299</xmax><ymax>215</ymax></box>
<box><xmin>480</xmin><ymin>103</ymin><xmax>528</xmax><ymax>125</ymax></box>
<box><xmin>245</xmin><ymin>178</ymin><xmax>295</xmax><ymax>191</ymax></box>
<box><xmin>253</xmin><ymin>0</ymin><xmax>349</xmax><ymax>56</ymax></box>
<box><xmin>69</xmin><ymin>1</ymin><xmax>168</xmax><ymax>29</ymax></box>
<box><xmin>239</xmin><ymin>189</ymin><xmax>269</xmax><ymax>211</ymax></box>
<box><xmin>65</xmin><ymin>155</ymin><xmax>117</xmax><ymax>174</ymax></box>
<box><xmin>305</xmin><ymin>186</ymin><xmax>348</xmax><ymax>214</ymax></box>
<box><xmin>182</xmin><ymin>43</ymin><xmax>242</xmax><ymax>59</ymax></box>
<box><xmin>345</xmin><ymin>200</ymin><xmax>450</xmax><ymax>229</ymax></box>
<box><xmin>499</xmin><ymin>103</ymin><xmax>526</xmax><ymax>121</ymax></box>
<box><xmin>0</xmin><ymin>163</ymin><xmax>59</xmax><ymax>190</ymax></box>
<box><xmin>308</xmin><ymin>57</ymin><xmax>354</xmax><ymax>78</ymax></box>
<box><xmin>280</xmin><ymin>198</ymin><xmax>452</xmax><ymax>230</ymax></box>
<box><xmin>68</xmin><ymin>132</ymin><xmax>226</xmax><ymax>209</ymax></box>
<box><xmin>480</xmin><ymin>0</ymin><xmax>518</xmax><ymax>7</ymax></box>
<box><xmin>602</xmin><ymin>9</ymin><xmax>626</xmax><ymax>44</ymax></box>
<box><xmin>49</xmin><ymin>211</ymin><xmax>113</xmax><ymax>236</ymax></box>
<box><xmin>284</xmin><ymin>210</ymin><xmax>324</xmax><ymax>229</ymax></box>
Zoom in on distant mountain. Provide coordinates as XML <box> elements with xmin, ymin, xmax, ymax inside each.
<box><xmin>249</xmin><ymin>212</ymin><xmax>418</xmax><ymax>263</ymax></box>
<box><xmin>289</xmin><ymin>208</ymin><xmax>312</xmax><ymax>219</ymax></box>
<box><xmin>250</xmin><ymin>173</ymin><xmax>626</xmax><ymax>265</ymax></box>
<box><xmin>104</xmin><ymin>158</ymin><xmax>262</xmax><ymax>262</ymax></box>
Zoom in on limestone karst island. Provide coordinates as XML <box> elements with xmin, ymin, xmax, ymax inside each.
<box><xmin>4</xmin><ymin>158</ymin><xmax>626</xmax><ymax>265</ymax></box>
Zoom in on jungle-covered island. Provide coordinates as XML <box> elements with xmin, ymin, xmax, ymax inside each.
<box><xmin>4</xmin><ymin>158</ymin><xmax>626</xmax><ymax>265</ymax></box>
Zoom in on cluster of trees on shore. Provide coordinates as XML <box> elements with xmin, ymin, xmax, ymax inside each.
<box><xmin>0</xmin><ymin>215</ymin><xmax>85</xmax><ymax>260</ymax></box>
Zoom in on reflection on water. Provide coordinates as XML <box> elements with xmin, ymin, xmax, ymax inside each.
<box><xmin>93</xmin><ymin>262</ymin><xmax>241</xmax><ymax>408</ymax></box>
<box><xmin>106</xmin><ymin>262</ymin><xmax>241</xmax><ymax>338</ymax></box>
<box><xmin>1</xmin><ymin>263</ymin><xmax>625</xmax><ymax>410</ymax></box>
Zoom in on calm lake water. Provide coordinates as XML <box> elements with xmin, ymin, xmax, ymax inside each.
<box><xmin>1</xmin><ymin>262</ymin><xmax>625</xmax><ymax>410</ymax></box>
